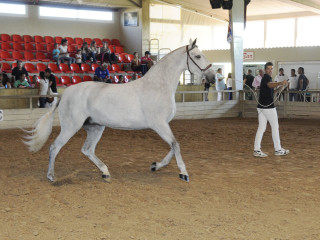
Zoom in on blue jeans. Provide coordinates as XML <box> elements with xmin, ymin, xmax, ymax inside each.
<box><xmin>82</xmin><ymin>52</ymin><xmax>96</xmax><ymax>62</ymax></box>
<box><xmin>227</xmin><ymin>87</ymin><xmax>232</xmax><ymax>100</ymax></box>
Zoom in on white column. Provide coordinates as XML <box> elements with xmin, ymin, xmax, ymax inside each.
<box><xmin>230</xmin><ymin>0</ymin><xmax>245</xmax><ymax>91</ymax></box>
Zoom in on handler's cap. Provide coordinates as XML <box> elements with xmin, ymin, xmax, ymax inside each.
<box><xmin>145</xmin><ymin>51</ymin><xmax>151</xmax><ymax>55</ymax></box>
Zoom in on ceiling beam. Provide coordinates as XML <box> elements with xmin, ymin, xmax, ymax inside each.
<box><xmin>280</xmin><ymin>0</ymin><xmax>320</xmax><ymax>14</ymax></box>
<box><xmin>127</xmin><ymin>0</ymin><xmax>141</xmax><ymax>8</ymax></box>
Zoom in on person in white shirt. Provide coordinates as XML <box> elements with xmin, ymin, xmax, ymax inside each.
<box><xmin>226</xmin><ymin>72</ymin><xmax>233</xmax><ymax>100</ymax></box>
<box><xmin>288</xmin><ymin>69</ymin><xmax>298</xmax><ymax>101</ymax></box>
<box><xmin>252</xmin><ymin>69</ymin><xmax>264</xmax><ymax>89</ymax></box>
<box><xmin>275</xmin><ymin>68</ymin><xmax>288</xmax><ymax>101</ymax></box>
<box><xmin>38</xmin><ymin>71</ymin><xmax>49</xmax><ymax>108</ymax></box>
<box><xmin>215</xmin><ymin>68</ymin><xmax>225</xmax><ymax>101</ymax></box>
<box><xmin>75</xmin><ymin>49</ymin><xmax>82</xmax><ymax>67</ymax></box>
<box><xmin>58</xmin><ymin>39</ymin><xmax>75</xmax><ymax>66</ymax></box>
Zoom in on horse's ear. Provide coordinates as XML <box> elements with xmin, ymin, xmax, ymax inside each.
<box><xmin>189</xmin><ymin>38</ymin><xmax>193</xmax><ymax>44</ymax></box>
<box><xmin>192</xmin><ymin>38</ymin><xmax>197</xmax><ymax>47</ymax></box>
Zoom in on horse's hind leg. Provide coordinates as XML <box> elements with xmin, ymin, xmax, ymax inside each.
<box><xmin>151</xmin><ymin>123</ymin><xmax>189</xmax><ymax>182</ymax></box>
<box><xmin>81</xmin><ymin>124</ymin><xmax>111</xmax><ymax>182</ymax></box>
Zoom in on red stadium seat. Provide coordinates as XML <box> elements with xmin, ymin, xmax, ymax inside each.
<box><xmin>36</xmin><ymin>43</ymin><xmax>46</xmax><ymax>52</ymax></box>
<box><xmin>117</xmin><ymin>54</ymin><xmax>128</xmax><ymax>63</ymax></box>
<box><xmin>83</xmin><ymin>75</ymin><xmax>93</xmax><ymax>81</ymax></box>
<box><xmin>91</xmin><ymin>63</ymin><xmax>99</xmax><ymax>71</ymax></box>
<box><xmin>93</xmin><ymin>38</ymin><xmax>103</xmax><ymax>47</ymax></box>
<box><xmin>12</xmin><ymin>63</ymin><xmax>17</xmax><ymax>69</ymax></box>
<box><xmin>65</xmin><ymin>37</ymin><xmax>76</xmax><ymax>46</ymax></box>
<box><xmin>55</xmin><ymin>36</ymin><xmax>62</xmax><ymax>44</ymax></box>
<box><xmin>1</xmin><ymin>34</ymin><xmax>11</xmax><ymax>42</ymax></box>
<box><xmin>70</xmin><ymin>64</ymin><xmax>83</xmax><ymax>73</ymax></box>
<box><xmin>120</xmin><ymin>53</ymin><xmax>130</xmax><ymax>63</ymax></box>
<box><xmin>60</xmin><ymin>75</ymin><xmax>72</xmax><ymax>86</ymax></box>
<box><xmin>24</xmin><ymin>63</ymin><xmax>38</xmax><ymax>73</ymax></box>
<box><xmin>46</xmin><ymin>44</ymin><xmax>55</xmax><ymax>53</ymax></box>
<box><xmin>13</xmin><ymin>43</ymin><xmax>24</xmax><ymax>51</ymax></box>
<box><xmin>48</xmin><ymin>63</ymin><xmax>62</xmax><ymax>74</ymax></box>
<box><xmin>12</xmin><ymin>51</ymin><xmax>26</xmax><ymax>61</ymax></box>
<box><xmin>36</xmin><ymin>52</ymin><xmax>50</xmax><ymax>62</ymax></box>
<box><xmin>59</xmin><ymin>63</ymin><xmax>73</xmax><ymax>74</ymax></box>
<box><xmin>127</xmin><ymin>54</ymin><xmax>134</xmax><ymax>62</ymax></box>
<box><xmin>1</xmin><ymin>42</ymin><xmax>13</xmax><ymax>51</ymax></box>
<box><xmin>125</xmin><ymin>75</ymin><xmax>132</xmax><ymax>83</ymax></box>
<box><xmin>24</xmin><ymin>51</ymin><xmax>37</xmax><ymax>62</ymax></box>
<box><xmin>112</xmin><ymin>64</ymin><xmax>125</xmax><ymax>73</ymax></box>
<box><xmin>102</xmin><ymin>38</ymin><xmax>112</xmax><ymax>45</ymax></box>
<box><xmin>34</xmin><ymin>35</ymin><xmax>44</xmax><ymax>43</ymax></box>
<box><xmin>55</xmin><ymin>76</ymin><xmax>64</xmax><ymax>87</ymax></box>
<box><xmin>68</xmin><ymin>45</ymin><xmax>77</xmax><ymax>53</ymax></box>
<box><xmin>12</xmin><ymin>34</ymin><xmax>23</xmax><ymax>43</ymax></box>
<box><xmin>1</xmin><ymin>62</ymin><xmax>12</xmax><ymax>73</ymax></box>
<box><xmin>36</xmin><ymin>63</ymin><xmax>47</xmax><ymax>72</ymax></box>
<box><xmin>108</xmin><ymin>46</ymin><xmax>114</xmax><ymax>53</ymax></box>
<box><xmin>24</xmin><ymin>43</ymin><xmax>36</xmax><ymax>52</ymax></box>
<box><xmin>72</xmin><ymin>75</ymin><xmax>82</xmax><ymax>84</ymax></box>
<box><xmin>84</xmin><ymin>38</ymin><xmax>92</xmax><ymax>45</ymax></box>
<box><xmin>107</xmin><ymin>65</ymin><xmax>115</xmax><ymax>74</ymax></box>
<box><xmin>75</xmin><ymin>37</ymin><xmax>83</xmax><ymax>47</ymax></box>
<box><xmin>111</xmin><ymin>39</ymin><xmax>121</xmax><ymax>46</ymax></box>
<box><xmin>45</xmin><ymin>36</ymin><xmax>54</xmax><ymax>44</ymax></box>
<box><xmin>81</xmin><ymin>63</ymin><xmax>94</xmax><ymax>74</ymax></box>
<box><xmin>1</xmin><ymin>51</ymin><xmax>14</xmax><ymax>61</ymax></box>
<box><xmin>113</xmin><ymin>75</ymin><xmax>120</xmax><ymax>83</ymax></box>
<box><xmin>23</xmin><ymin>35</ymin><xmax>34</xmax><ymax>43</ymax></box>
<box><xmin>115</xmin><ymin>46</ymin><xmax>124</xmax><ymax>54</ymax></box>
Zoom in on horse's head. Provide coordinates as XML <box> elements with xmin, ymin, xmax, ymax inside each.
<box><xmin>185</xmin><ymin>39</ymin><xmax>215</xmax><ymax>82</ymax></box>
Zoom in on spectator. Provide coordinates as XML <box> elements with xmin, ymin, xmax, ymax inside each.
<box><xmin>75</xmin><ymin>49</ymin><xmax>82</xmax><ymax>68</ymax></box>
<box><xmin>52</xmin><ymin>43</ymin><xmax>60</xmax><ymax>63</ymax></box>
<box><xmin>14</xmin><ymin>73</ymin><xmax>30</xmax><ymax>88</ymax></box>
<box><xmin>132</xmin><ymin>72</ymin><xmax>138</xmax><ymax>81</ymax></box>
<box><xmin>0</xmin><ymin>73</ymin><xmax>11</xmax><ymax>88</ymax></box>
<box><xmin>94</xmin><ymin>63</ymin><xmax>111</xmax><ymax>83</ymax></box>
<box><xmin>215</xmin><ymin>68</ymin><xmax>225</xmax><ymax>101</ymax></box>
<box><xmin>141</xmin><ymin>51</ymin><xmax>153</xmax><ymax>75</ymax></box>
<box><xmin>275</xmin><ymin>68</ymin><xmax>289</xmax><ymax>101</ymax></box>
<box><xmin>45</xmin><ymin>68</ymin><xmax>58</xmax><ymax>106</ymax></box>
<box><xmin>226</xmin><ymin>72</ymin><xmax>233</xmax><ymax>100</ymax></box>
<box><xmin>38</xmin><ymin>71</ymin><xmax>49</xmax><ymax>108</ymax></box>
<box><xmin>131</xmin><ymin>52</ymin><xmax>142</xmax><ymax>72</ymax></box>
<box><xmin>252</xmin><ymin>69</ymin><xmax>264</xmax><ymax>90</ymax></box>
<box><xmin>288</xmin><ymin>69</ymin><xmax>298</xmax><ymax>102</ymax></box>
<box><xmin>81</xmin><ymin>42</ymin><xmax>94</xmax><ymax>63</ymax></box>
<box><xmin>297</xmin><ymin>67</ymin><xmax>309</xmax><ymax>102</ymax></box>
<box><xmin>12</xmin><ymin>60</ymin><xmax>30</xmax><ymax>84</ymax></box>
<box><xmin>100</xmin><ymin>42</ymin><xmax>116</xmax><ymax>64</ymax></box>
<box><xmin>58</xmin><ymin>39</ymin><xmax>75</xmax><ymax>66</ymax></box>
<box><xmin>89</xmin><ymin>41</ymin><xmax>98</xmax><ymax>63</ymax></box>
<box><xmin>30</xmin><ymin>75</ymin><xmax>38</xmax><ymax>88</ymax></box>
<box><xmin>118</xmin><ymin>75</ymin><xmax>125</xmax><ymax>84</ymax></box>
<box><xmin>244</xmin><ymin>69</ymin><xmax>254</xmax><ymax>100</ymax></box>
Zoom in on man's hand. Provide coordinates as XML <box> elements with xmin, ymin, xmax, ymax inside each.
<box><xmin>281</xmin><ymin>80</ymin><xmax>288</xmax><ymax>86</ymax></box>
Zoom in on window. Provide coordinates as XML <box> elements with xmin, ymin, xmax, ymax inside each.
<box><xmin>39</xmin><ymin>6</ymin><xmax>112</xmax><ymax>21</ymax></box>
<box><xmin>0</xmin><ymin>3</ymin><xmax>26</xmax><ymax>15</ymax></box>
<box><xmin>244</xmin><ymin>21</ymin><xmax>264</xmax><ymax>49</ymax></box>
<box><xmin>265</xmin><ymin>18</ymin><xmax>295</xmax><ymax>48</ymax></box>
<box><xmin>296</xmin><ymin>16</ymin><xmax>320</xmax><ymax>47</ymax></box>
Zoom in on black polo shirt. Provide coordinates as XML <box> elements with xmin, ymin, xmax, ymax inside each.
<box><xmin>48</xmin><ymin>74</ymin><xmax>57</xmax><ymax>93</ymax></box>
<box><xmin>245</xmin><ymin>74</ymin><xmax>254</xmax><ymax>89</ymax></box>
<box><xmin>258</xmin><ymin>74</ymin><xmax>274</xmax><ymax>109</ymax></box>
<box><xmin>12</xmin><ymin>67</ymin><xmax>28</xmax><ymax>81</ymax></box>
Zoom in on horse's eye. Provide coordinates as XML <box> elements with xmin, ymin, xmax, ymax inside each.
<box><xmin>195</xmin><ymin>55</ymin><xmax>201</xmax><ymax>59</ymax></box>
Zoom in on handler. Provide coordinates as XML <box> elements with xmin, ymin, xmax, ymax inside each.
<box><xmin>253</xmin><ymin>62</ymin><xmax>289</xmax><ymax>158</ymax></box>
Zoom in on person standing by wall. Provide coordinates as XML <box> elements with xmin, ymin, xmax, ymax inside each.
<box><xmin>226</xmin><ymin>73</ymin><xmax>233</xmax><ymax>100</ymax></box>
<box><xmin>253</xmin><ymin>62</ymin><xmax>289</xmax><ymax>158</ymax></box>
<box><xmin>297</xmin><ymin>67</ymin><xmax>309</xmax><ymax>102</ymax></box>
<box><xmin>243</xmin><ymin>69</ymin><xmax>254</xmax><ymax>100</ymax></box>
<box><xmin>252</xmin><ymin>69</ymin><xmax>264</xmax><ymax>90</ymax></box>
<box><xmin>215</xmin><ymin>68</ymin><xmax>225</xmax><ymax>101</ymax></box>
<box><xmin>275</xmin><ymin>68</ymin><xmax>289</xmax><ymax>101</ymax></box>
<box><xmin>288</xmin><ymin>69</ymin><xmax>298</xmax><ymax>101</ymax></box>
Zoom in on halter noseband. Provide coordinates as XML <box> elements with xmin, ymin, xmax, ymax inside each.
<box><xmin>186</xmin><ymin>45</ymin><xmax>212</xmax><ymax>74</ymax></box>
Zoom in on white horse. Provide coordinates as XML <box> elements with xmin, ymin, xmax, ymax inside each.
<box><xmin>23</xmin><ymin>39</ymin><xmax>215</xmax><ymax>183</ymax></box>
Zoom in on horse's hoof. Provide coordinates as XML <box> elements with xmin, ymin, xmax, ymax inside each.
<box><xmin>179</xmin><ymin>174</ymin><xmax>189</xmax><ymax>182</ymax></box>
<box><xmin>47</xmin><ymin>175</ymin><xmax>54</xmax><ymax>182</ymax></box>
<box><xmin>150</xmin><ymin>162</ymin><xmax>157</xmax><ymax>172</ymax></box>
<box><xmin>102</xmin><ymin>174</ymin><xmax>111</xmax><ymax>183</ymax></box>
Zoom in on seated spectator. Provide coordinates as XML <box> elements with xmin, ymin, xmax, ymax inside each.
<box><xmin>100</xmin><ymin>42</ymin><xmax>116</xmax><ymax>65</ymax></box>
<box><xmin>12</xmin><ymin>60</ymin><xmax>30</xmax><ymax>84</ymax></box>
<box><xmin>52</xmin><ymin>43</ymin><xmax>60</xmax><ymax>63</ymax></box>
<box><xmin>45</xmin><ymin>68</ymin><xmax>58</xmax><ymax>106</ymax></box>
<box><xmin>38</xmin><ymin>71</ymin><xmax>49</xmax><ymax>108</ymax></box>
<box><xmin>75</xmin><ymin>49</ymin><xmax>82</xmax><ymax>68</ymax></box>
<box><xmin>118</xmin><ymin>75</ymin><xmax>125</xmax><ymax>84</ymax></box>
<box><xmin>141</xmin><ymin>51</ymin><xmax>153</xmax><ymax>75</ymax></box>
<box><xmin>0</xmin><ymin>73</ymin><xmax>11</xmax><ymax>88</ymax></box>
<box><xmin>94</xmin><ymin>63</ymin><xmax>111</xmax><ymax>83</ymax></box>
<box><xmin>58</xmin><ymin>39</ymin><xmax>75</xmax><ymax>66</ymax></box>
<box><xmin>81</xmin><ymin>42</ymin><xmax>94</xmax><ymax>63</ymax></box>
<box><xmin>30</xmin><ymin>75</ymin><xmax>38</xmax><ymax>88</ymax></box>
<box><xmin>89</xmin><ymin>41</ymin><xmax>98</xmax><ymax>63</ymax></box>
<box><xmin>14</xmin><ymin>73</ymin><xmax>30</xmax><ymax>88</ymax></box>
<box><xmin>131</xmin><ymin>52</ymin><xmax>142</xmax><ymax>72</ymax></box>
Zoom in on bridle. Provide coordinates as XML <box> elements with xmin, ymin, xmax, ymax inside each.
<box><xmin>186</xmin><ymin>45</ymin><xmax>212</xmax><ymax>74</ymax></box>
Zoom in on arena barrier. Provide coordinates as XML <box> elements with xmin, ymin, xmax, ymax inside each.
<box><xmin>0</xmin><ymin>89</ymin><xmax>320</xmax><ymax>129</ymax></box>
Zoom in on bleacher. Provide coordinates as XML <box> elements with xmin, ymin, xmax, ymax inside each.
<box><xmin>0</xmin><ymin>33</ymin><xmax>139</xmax><ymax>86</ymax></box>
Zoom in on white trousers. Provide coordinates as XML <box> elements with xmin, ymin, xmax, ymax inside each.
<box><xmin>254</xmin><ymin>108</ymin><xmax>281</xmax><ymax>151</ymax></box>
<box><xmin>217</xmin><ymin>91</ymin><xmax>223</xmax><ymax>101</ymax></box>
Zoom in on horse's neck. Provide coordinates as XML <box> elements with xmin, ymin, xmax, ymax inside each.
<box><xmin>146</xmin><ymin>47</ymin><xmax>186</xmax><ymax>92</ymax></box>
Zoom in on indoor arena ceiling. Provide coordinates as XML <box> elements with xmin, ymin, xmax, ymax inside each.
<box><xmin>18</xmin><ymin>0</ymin><xmax>320</xmax><ymax>20</ymax></box>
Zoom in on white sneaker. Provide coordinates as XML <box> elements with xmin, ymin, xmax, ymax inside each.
<box><xmin>275</xmin><ymin>148</ymin><xmax>290</xmax><ymax>156</ymax></box>
<box><xmin>253</xmin><ymin>150</ymin><xmax>268</xmax><ymax>158</ymax></box>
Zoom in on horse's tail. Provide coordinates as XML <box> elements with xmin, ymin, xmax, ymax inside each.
<box><xmin>23</xmin><ymin>100</ymin><xmax>60</xmax><ymax>152</ymax></box>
